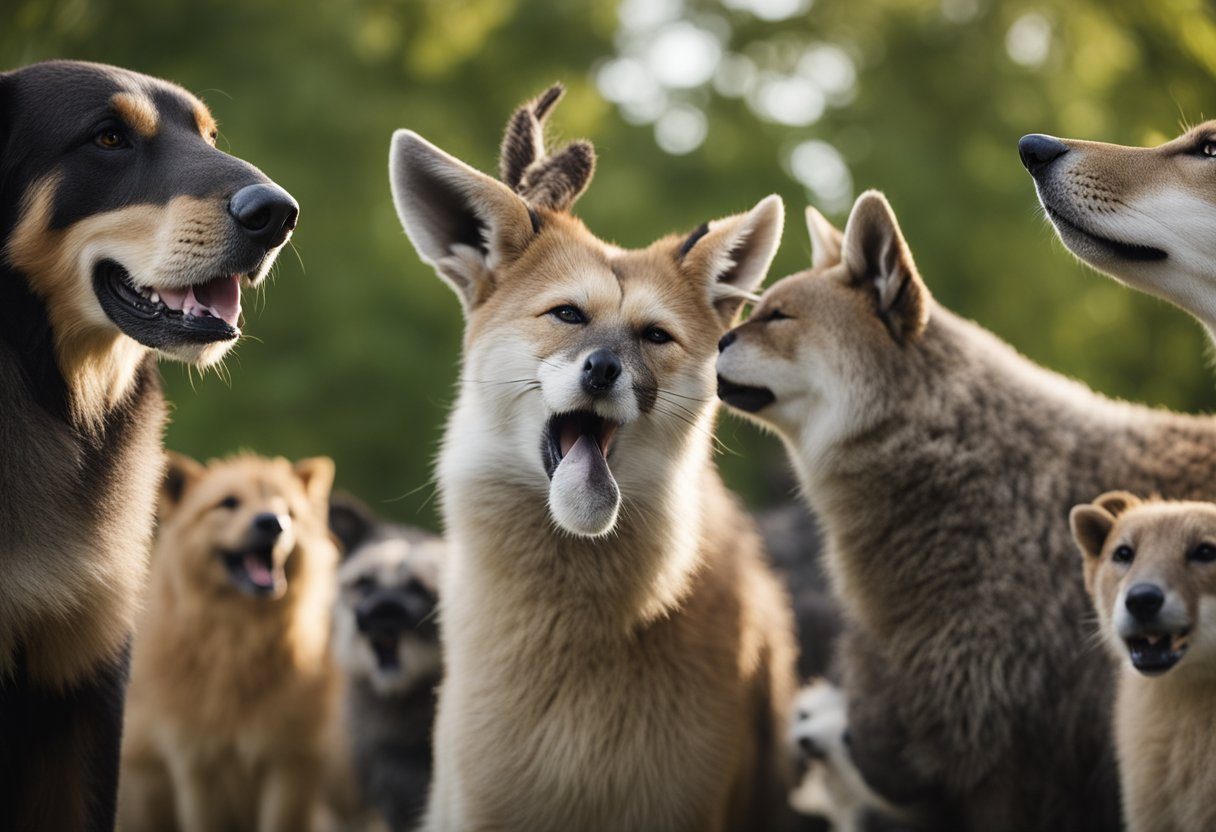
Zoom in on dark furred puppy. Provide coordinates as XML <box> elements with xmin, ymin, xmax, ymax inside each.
<box><xmin>0</xmin><ymin>60</ymin><xmax>296</xmax><ymax>831</ymax></box>
<box><xmin>330</xmin><ymin>498</ymin><xmax>443</xmax><ymax>832</ymax></box>
<box><xmin>330</xmin><ymin>496</ymin><xmax>445</xmax><ymax>827</ymax></box>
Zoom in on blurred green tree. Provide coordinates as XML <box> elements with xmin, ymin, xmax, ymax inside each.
<box><xmin>4</xmin><ymin>0</ymin><xmax>1214</xmax><ymax>529</ymax></box>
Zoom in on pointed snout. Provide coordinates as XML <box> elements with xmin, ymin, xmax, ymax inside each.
<box><xmin>1018</xmin><ymin>134</ymin><xmax>1069</xmax><ymax>175</ymax></box>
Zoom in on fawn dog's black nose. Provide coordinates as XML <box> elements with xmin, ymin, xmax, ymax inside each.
<box><xmin>229</xmin><ymin>184</ymin><xmax>299</xmax><ymax>249</ymax></box>
<box><xmin>251</xmin><ymin>512</ymin><xmax>285</xmax><ymax>537</ymax></box>
<box><xmin>582</xmin><ymin>349</ymin><xmax>622</xmax><ymax>394</ymax></box>
<box><xmin>1018</xmin><ymin>134</ymin><xmax>1069</xmax><ymax>175</ymax></box>
<box><xmin>718</xmin><ymin>331</ymin><xmax>738</xmax><ymax>353</ymax></box>
<box><xmin>1125</xmin><ymin>583</ymin><xmax>1165</xmax><ymax>622</ymax></box>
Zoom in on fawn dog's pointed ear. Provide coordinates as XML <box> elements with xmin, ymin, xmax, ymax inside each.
<box><xmin>499</xmin><ymin>83</ymin><xmax>596</xmax><ymax>213</ymax></box>
<box><xmin>841</xmin><ymin>190</ymin><xmax>929</xmax><ymax>342</ymax></box>
<box><xmin>805</xmin><ymin>205</ymin><xmax>843</xmax><ymax>269</ymax></box>
<box><xmin>680</xmin><ymin>195</ymin><xmax>784</xmax><ymax>326</ymax></box>
<box><xmin>389</xmin><ymin>129</ymin><xmax>535</xmax><ymax>311</ymax></box>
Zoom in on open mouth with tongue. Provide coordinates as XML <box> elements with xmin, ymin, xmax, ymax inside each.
<box><xmin>221</xmin><ymin>545</ymin><xmax>286</xmax><ymax>599</ymax></box>
<box><xmin>542</xmin><ymin>410</ymin><xmax>623</xmax><ymax>537</ymax></box>
<box><xmin>1124</xmin><ymin>628</ymin><xmax>1190</xmax><ymax>676</ymax></box>
<box><xmin>93</xmin><ymin>259</ymin><xmax>247</xmax><ymax>350</ymax></box>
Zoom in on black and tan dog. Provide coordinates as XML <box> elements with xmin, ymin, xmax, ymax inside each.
<box><xmin>0</xmin><ymin>60</ymin><xmax>297</xmax><ymax>831</ymax></box>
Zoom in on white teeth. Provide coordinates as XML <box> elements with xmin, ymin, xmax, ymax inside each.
<box><xmin>149</xmin><ymin>291</ymin><xmax>160</xmax><ymax>304</ymax></box>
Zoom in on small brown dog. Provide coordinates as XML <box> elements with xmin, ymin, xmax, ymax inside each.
<box><xmin>119</xmin><ymin>452</ymin><xmax>340</xmax><ymax>832</ymax></box>
<box><xmin>1071</xmin><ymin>492</ymin><xmax>1216</xmax><ymax>832</ymax></box>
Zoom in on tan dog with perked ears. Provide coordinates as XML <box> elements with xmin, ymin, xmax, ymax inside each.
<box><xmin>1071</xmin><ymin>492</ymin><xmax>1216</xmax><ymax>832</ymax></box>
<box><xmin>389</xmin><ymin>84</ymin><xmax>799</xmax><ymax>831</ymax></box>
<box><xmin>119</xmin><ymin>452</ymin><xmax>340</xmax><ymax>832</ymax></box>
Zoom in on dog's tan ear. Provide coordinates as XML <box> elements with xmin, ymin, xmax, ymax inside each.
<box><xmin>295</xmin><ymin>456</ymin><xmax>336</xmax><ymax>507</ymax></box>
<box><xmin>841</xmin><ymin>190</ymin><xmax>929</xmax><ymax>342</ymax></box>
<box><xmin>389</xmin><ymin>130</ymin><xmax>536</xmax><ymax>312</ymax></box>
<box><xmin>294</xmin><ymin>456</ymin><xmax>336</xmax><ymax>508</ymax></box>
<box><xmin>161</xmin><ymin>451</ymin><xmax>205</xmax><ymax>517</ymax></box>
<box><xmin>1093</xmin><ymin>490</ymin><xmax>1141</xmax><ymax>518</ymax></box>
<box><xmin>1069</xmin><ymin>503</ymin><xmax>1116</xmax><ymax>561</ymax></box>
<box><xmin>805</xmin><ymin>205</ymin><xmax>843</xmax><ymax>269</ymax></box>
<box><xmin>680</xmin><ymin>194</ymin><xmax>784</xmax><ymax>326</ymax></box>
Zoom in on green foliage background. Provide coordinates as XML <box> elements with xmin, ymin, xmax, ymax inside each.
<box><xmin>5</xmin><ymin>0</ymin><xmax>1216</xmax><ymax>529</ymax></box>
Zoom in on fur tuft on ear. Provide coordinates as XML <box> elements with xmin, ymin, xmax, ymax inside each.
<box><xmin>680</xmin><ymin>195</ymin><xmax>784</xmax><ymax>325</ymax></box>
<box><xmin>497</xmin><ymin>83</ymin><xmax>596</xmax><ymax>212</ymax></box>
<box><xmin>805</xmin><ymin>205</ymin><xmax>843</xmax><ymax>269</ymax></box>
<box><xmin>389</xmin><ymin>129</ymin><xmax>535</xmax><ymax>311</ymax></box>
<box><xmin>841</xmin><ymin>190</ymin><xmax>929</xmax><ymax>342</ymax></box>
<box><xmin>160</xmin><ymin>451</ymin><xmax>205</xmax><ymax>518</ymax></box>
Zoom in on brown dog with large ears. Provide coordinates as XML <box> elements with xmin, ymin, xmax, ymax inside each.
<box><xmin>389</xmin><ymin>86</ymin><xmax>798</xmax><ymax>832</ymax></box>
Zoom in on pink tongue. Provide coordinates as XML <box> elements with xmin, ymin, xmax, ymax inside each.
<box><xmin>188</xmin><ymin>275</ymin><xmax>241</xmax><ymax>326</ymax></box>
<box><xmin>243</xmin><ymin>553</ymin><xmax>275</xmax><ymax>588</ymax></box>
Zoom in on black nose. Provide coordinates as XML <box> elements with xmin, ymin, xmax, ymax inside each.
<box><xmin>251</xmin><ymin>512</ymin><xmax>284</xmax><ymax>537</ymax></box>
<box><xmin>228</xmin><ymin>184</ymin><xmax>298</xmax><ymax>249</ymax></box>
<box><xmin>1018</xmin><ymin>134</ymin><xmax>1069</xmax><ymax>175</ymax></box>
<box><xmin>356</xmin><ymin>595</ymin><xmax>411</xmax><ymax>634</ymax></box>
<box><xmin>1125</xmin><ymin>583</ymin><xmax>1165</xmax><ymax>622</ymax></box>
<box><xmin>718</xmin><ymin>331</ymin><xmax>737</xmax><ymax>353</ymax></box>
<box><xmin>582</xmin><ymin>349</ymin><xmax>622</xmax><ymax>395</ymax></box>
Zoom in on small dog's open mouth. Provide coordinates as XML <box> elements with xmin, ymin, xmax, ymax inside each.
<box><xmin>717</xmin><ymin>376</ymin><xmax>776</xmax><ymax>413</ymax></box>
<box><xmin>94</xmin><ymin>259</ymin><xmax>247</xmax><ymax>347</ymax></box>
<box><xmin>542</xmin><ymin>410</ymin><xmax>620</xmax><ymax>480</ymax></box>
<box><xmin>368</xmin><ymin>633</ymin><xmax>401</xmax><ymax>670</ymax></box>
<box><xmin>1044</xmin><ymin>206</ymin><xmax>1167</xmax><ymax>263</ymax></box>
<box><xmin>222</xmin><ymin>545</ymin><xmax>286</xmax><ymax>599</ymax></box>
<box><xmin>1125</xmin><ymin>629</ymin><xmax>1190</xmax><ymax>676</ymax></box>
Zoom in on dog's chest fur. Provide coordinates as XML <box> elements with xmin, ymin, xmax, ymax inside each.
<box><xmin>0</xmin><ymin>277</ymin><xmax>163</xmax><ymax>689</ymax></box>
<box><xmin>428</xmin><ymin>405</ymin><xmax>794</xmax><ymax>831</ymax></box>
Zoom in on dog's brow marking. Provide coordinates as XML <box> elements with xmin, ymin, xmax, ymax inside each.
<box><xmin>194</xmin><ymin>102</ymin><xmax>218</xmax><ymax>142</ymax></box>
<box><xmin>111</xmin><ymin>92</ymin><xmax>159</xmax><ymax>138</ymax></box>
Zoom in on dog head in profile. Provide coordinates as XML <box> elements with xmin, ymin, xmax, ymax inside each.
<box><xmin>333</xmin><ymin>533</ymin><xmax>442</xmax><ymax>697</ymax></box>
<box><xmin>1072</xmin><ymin>492</ymin><xmax>1216</xmax><ymax>678</ymax></box>
<box><xmin>1020</xmin><ymin>125</ymin><xmax>1216</xmax><ymax>333</ymax></box>
<box><xmin>389</xmin><ymin>84</ymin><xmax>783</xmax><ymax>538</ymax></box>
<box><xmin>155</xmin><ymin>452</ymin><xmax>336</xmax><ymax>604</ymax></box>
<box><xmin>0</xmin><ymin>60</ymin><xmax>297</xmax><ymax>421</ymax></box>
<box><xmin>716</xmin><ymin>191</ymin><xmax>930</xmax><ymax>464</ymax></box>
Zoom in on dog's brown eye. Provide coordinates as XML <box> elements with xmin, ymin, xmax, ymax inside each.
<box><xmin>217</xmin><ymin>495</ymin><xmax>240</xmax><ymax>510</ymax></box>
<box><xmin>1190</xmin><ymin>543</ymin><xmax>1216</xmax><ymax>562</ymax></box>
<box><xmin>94</xmin><ymin>128</ymin><xmax>127</xmax><ymax>150</ymax></box>
<box><xmin>353</xmin><ymin>576</ymin><xmax>376</xmax><ymax>593</ymax></box>
<box><xmin>643</xmin><ymin>325</ymin><xmax>672</xmax><ymax>344</ymax></box>
<box><xmin>1112</xmin><ymin>545</ymin><xmax>1135</xmax><ymax>564</ymax></box>
<box><xmin>1200</xmin><ymin>141</ymin><xmax>1216</xmax><ymax>157</ymax></box>
<box><xmin>549</xmin><ymin>305</ymin><xmax>587</xmax><ymax>325</ymax></box>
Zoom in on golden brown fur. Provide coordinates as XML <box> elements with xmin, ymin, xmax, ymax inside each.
<box><xmin>389</xmin><ymin>90</ymin><xmax>798</xmax><ymax>830</ymax></box>
<box><xmin>1071</xmin><ymin>495</ymin><xmax>1216</xmax><ymax>832</ymax></box>
<box><xmin>119</xmin><ymin>453</ymin><xmax>341</xmax><ymax>832</ymax></box>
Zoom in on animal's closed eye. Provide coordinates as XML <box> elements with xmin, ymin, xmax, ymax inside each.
<box><xmin>765</xmin><ymin>309</ymin><xmax>792</xmax><ymax>322</ymax></box>
<box><xmin>217</xmin><ymin>495</ymin><xmax>240</xmax><ymax>510</ymax></box>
